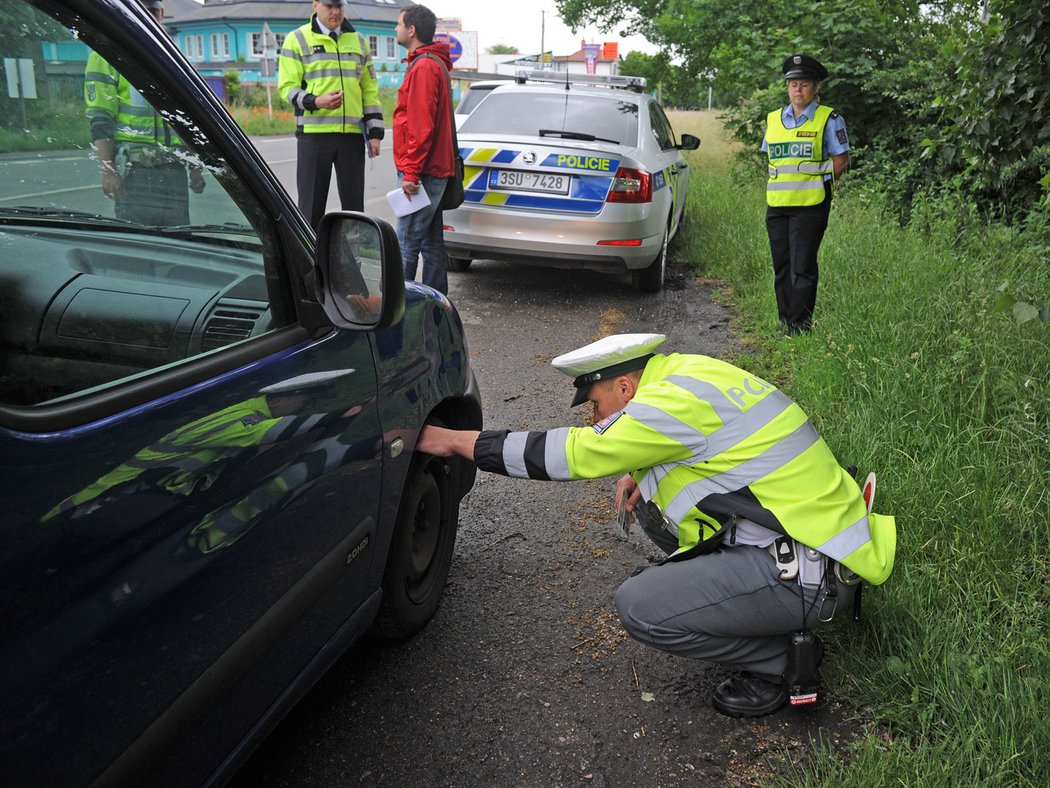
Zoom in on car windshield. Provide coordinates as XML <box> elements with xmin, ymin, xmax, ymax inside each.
<box><xmin>0</xmin><ymin>1</ymin><xmax>293</xmax><ymax>407</ymax></box>
<box><xmin>460</xmin><ymin>92</ymin><xmax>639</xmax><ymax>146</ymax></box>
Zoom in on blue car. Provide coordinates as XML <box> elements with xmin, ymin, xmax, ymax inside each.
<box><xmin>0</xmin><ymin>1</ymin><xmax>482</xmax><ymax>785</ymax></box>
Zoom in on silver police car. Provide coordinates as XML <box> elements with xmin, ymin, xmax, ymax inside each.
<box><xmin>444</xmin><ymin>71</ymin><xmax>700</xmax><ymax>292</ymax></box>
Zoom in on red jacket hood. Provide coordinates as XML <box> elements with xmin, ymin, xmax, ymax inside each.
<box><xmin>405</xmin><ymin>42</ymin><xmax>453</xmax><ymax>71</ymax></box>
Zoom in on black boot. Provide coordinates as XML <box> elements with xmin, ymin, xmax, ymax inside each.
<box><xmin>712</xmin><ymin>672</ymin><xmax>786</xmax><ymax>718</ymax></box>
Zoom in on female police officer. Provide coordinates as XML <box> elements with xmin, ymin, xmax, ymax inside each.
<box><xmin>763</xmin><ymin>54</ymin><xmax>850</xmax><ymax>334</ymax></box>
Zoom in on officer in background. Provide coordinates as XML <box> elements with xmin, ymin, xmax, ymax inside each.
<box><xmin>418</xmin><ymin>334</ymin><xmax>896</xmax><ymax>717</ymax></box>
<box><xmin>84</xmin><ymin>0</ymin><xmax>204</xmax><ymax>225</ymax></box>
<box><xmin>763</xmin><ymin>54</ymin><xmax>849</xmax><ymax>335</ymax></box>
<box><xmin>278</xmin><ymin>0</ymin><xmax>385</xmax><ymax>230</ymax></box>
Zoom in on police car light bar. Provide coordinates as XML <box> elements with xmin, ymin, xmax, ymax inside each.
<box><xmin>513</xmin><ymin>69</ymin><xmax>647</xmax><ymax>92</ymax></box>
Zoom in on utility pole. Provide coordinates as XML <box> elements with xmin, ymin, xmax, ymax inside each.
<box><xmin>540</xmin><ymin>10</ymin><xmax>545</xmax><ymax>69</ymax></box>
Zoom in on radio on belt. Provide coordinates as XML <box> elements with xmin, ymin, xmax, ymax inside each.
<box><xmin>784</xmin><ymin>631</ymin><xmax>821</xmax><ymax>706</ymax></box>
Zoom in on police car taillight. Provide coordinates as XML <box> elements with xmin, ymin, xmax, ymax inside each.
<box><xmin>606</xmin><ymin>167</ymin><xmax>652</xmax><ymax>203</ymax></box>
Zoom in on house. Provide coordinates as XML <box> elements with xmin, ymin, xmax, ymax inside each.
<box><xmin>165</xmin><ymin>0</ymin><xmax>415</xmax><ymax>88</ymax></box>
<box><xmin>481</xmin><ymin>45</ymin><xmax>622</xmax><ymax>79</ymax></box>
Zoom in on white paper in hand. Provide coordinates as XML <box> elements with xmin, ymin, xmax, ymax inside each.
<box><xmin>386</xmin><ymin>186</ymin><xmax>430</xmax><ymax>218</ymax></box>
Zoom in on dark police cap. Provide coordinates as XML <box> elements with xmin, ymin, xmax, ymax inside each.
<box><xmin>782</xmin><ymin>54</ymin><xmax>828</xmax><ymax>81</ymax></box>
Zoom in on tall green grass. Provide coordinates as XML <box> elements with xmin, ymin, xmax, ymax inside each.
<box><xmin>669</xmin><ymin>111</ymin><xmax>1050</xmax><ymax>785</ymax></box>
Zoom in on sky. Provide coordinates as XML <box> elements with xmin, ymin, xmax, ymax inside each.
<box><xmin>424</xmin><ymin>0</ymin><xmax>658</xmax><ymax>58</ymax></box>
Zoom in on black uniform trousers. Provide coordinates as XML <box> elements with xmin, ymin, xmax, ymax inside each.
<box><xmin>765</xmin><ymin>182</ymin><xmax>832</xmax><ymax>333</ymax></box>
<box><xmin>296</xmin><ymin>132</ymin><xmax>366</xmax><ymax>230</ymax></box>
<box><xmin>117</xmin><ymin>162</ymin><xmax>190</xmax><ymax>226</ymax></box>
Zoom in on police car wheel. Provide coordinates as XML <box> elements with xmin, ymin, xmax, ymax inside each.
<box><xmin>631</xmin><ymin>221</ymin><xmax>668</xmax><ymax>293</ymax></box>
<box><xmin>447</xmin><ymin>256</ymin><xmax>472</xmax><ymax>272</ymax></box>
<box><xmin>374</xmin><ymin>451</ymin><xmax>457</xmax><ymax>639</ymax></box>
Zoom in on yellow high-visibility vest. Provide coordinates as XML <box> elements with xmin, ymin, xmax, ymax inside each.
<box><xmin>277</xmin><ymin>17</ymin><xmax>383</xmax><ymax>136</ymax></box>
<box><xmin>765</xmin><ymin>104</ymin><xmax>834</xmax><ymax>207</ymax></box>
<box><xmin>475</xmin><ymin>353</ymin><xmax>896</xmax><ymax>585</ymax></box>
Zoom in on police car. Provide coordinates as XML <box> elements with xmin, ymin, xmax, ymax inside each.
<box><xmin>1</xmin><ymin>1</ymin><xmax>481</xmax><ymax>785</ymax></box>
<box><xmin>444</xmin><ymin>71</ymin><xmax>700</xmax><ymax>292</ymax></box>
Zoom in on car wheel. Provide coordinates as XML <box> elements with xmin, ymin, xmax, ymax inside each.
<box><xmin>447</xmin><ymin>256</ymin><xmax>472</xmax><ymax>272</ymax></box>
<box><xmin>632</xmin><ymin>220</ymin><xmax>669</xmax><ymax>293</ymax></box>
<box><xmin>374</xmin><ymin>450</ymin><xmax>457</xmax><ymax>639</ymax></box>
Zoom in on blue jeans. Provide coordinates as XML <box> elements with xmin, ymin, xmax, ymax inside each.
<box><xmin>397</xmin><ymin>174</ymin><xmax>449</xmax><ymax>295</ymax></box>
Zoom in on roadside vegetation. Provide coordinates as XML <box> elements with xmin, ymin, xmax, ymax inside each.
<box><xmin>669</xmin><ymin>108</ymin><xmax>1049</xmax><ymax>786</ymax></box>
<box><xmin>228</xmin><ymin>85</ymin><xmax>399</xmax><ymax>136</ymax></box>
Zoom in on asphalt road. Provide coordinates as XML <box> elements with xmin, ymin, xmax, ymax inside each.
<box><xmin>249</xmin><ymin>135</ymin><xmax>400</xmax><ymax>226</ymax></box>
<box><xmin>227</xmin><ymin>147</ymin><xmax>862</xmax><ymax>785</ymax></box>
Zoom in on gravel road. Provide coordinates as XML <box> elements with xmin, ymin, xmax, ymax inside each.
<box><xmin>231</xmin><ymin>256</ymin><xmax>860</xmax><ymax>787</ymax></box>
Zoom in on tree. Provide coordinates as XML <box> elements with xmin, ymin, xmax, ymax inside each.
<box><xmin>486</xmin><ymin>43</ymin><xmax>520</xmax><ymax>55</ymax></box>
<box><xmin>620</xmin><ymin>50</ymin><xmax>703</xmax><ymax>108</ymax></box>
<box><xmin>932</xmin><ymin>0</ymin><xmax>1050</xmax><ymax>220</ymax></box>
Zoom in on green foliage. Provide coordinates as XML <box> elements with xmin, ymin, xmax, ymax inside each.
<box><xmin>929</xmin><ymin>1</ymin><xmax>1050</xmax><ymax>221</ymax></box>
<box><xmin>620</xmin><ymin>50</ymin><xmax>703</xmax><ymax>108</ymax></box>
<box><xmin>486</xmin><ymin>43</ymin><xmax>519</xmax><ymax>54</ymax></box>
<box><xmin>224</xmin><ymin>69</ymin><xmax>242</xmax><ymax>101</ymax></box>
<box><xmin>0</xmin><ymin>100</ymin><xmax>90</xmax><ymax>152</ymax></box>
<box><xmin>558</xmin><ymin>0</ymin><xmax>1050</xmax><ymax>226</ymax></box>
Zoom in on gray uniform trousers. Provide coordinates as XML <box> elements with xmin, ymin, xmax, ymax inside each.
<box><xmin>615</xmin><ymin>508</ymin><xmax>855</xmax><ymax>678</ymax></box>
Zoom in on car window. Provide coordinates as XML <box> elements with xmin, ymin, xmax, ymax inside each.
<box><xmin>456</xmin><ymin>84</ymin><xmax>504</xmax><ymax>115</ymax></box>
<box><xmin>649</xmin><ymin>101</ymin><xmax>677</xmax><ymax>150</ymax></box>
<box><xmin>0</xmin><ymin>3</ymin><xmax>292</xmax><ymax>408</ymax></box>
<box><xmin>461</xmin><ymin>92</ymin><xmax>640</xmax><ymax>147</ymax></box>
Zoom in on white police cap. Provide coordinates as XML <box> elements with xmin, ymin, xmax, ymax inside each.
<box><xmin>551</xmin><ymin>333</ymin><xmax>666</xmax><ymax>407</ymax></box>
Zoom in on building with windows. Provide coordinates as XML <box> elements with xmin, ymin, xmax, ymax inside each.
<box><xmin>166</xmin><ymin>0</ymin><xmax>413</xmax><ymax>88</ymax></box>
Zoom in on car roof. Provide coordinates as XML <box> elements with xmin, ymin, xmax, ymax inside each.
<box><xmin>486</xmin><ymin>81</ymin><xmax>644</xmax><ymax>104</ymax></box>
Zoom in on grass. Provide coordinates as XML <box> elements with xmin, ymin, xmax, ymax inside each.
<box><xmin>668</xmin><ymin>110</ymin><xmax>1050</xmax><ymax>785</ymax></box>
<box><xmin>0</xmin><ymin>100</ymin><xmax>91</xmax><ymax>153</ymax></box>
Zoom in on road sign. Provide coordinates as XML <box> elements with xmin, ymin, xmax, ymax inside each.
<box><xmin>434</xmin><ymin>31</ymin><xmax>477</xmax><ymax>69</ymax></box>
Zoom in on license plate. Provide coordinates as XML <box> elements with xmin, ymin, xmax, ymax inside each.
<box><xmin>490</xmin><ymin>169</ymin><xmax>570</xmax><ymax>195</ymax></box>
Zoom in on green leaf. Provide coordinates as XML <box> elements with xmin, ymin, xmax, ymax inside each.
<box><xmin>1013</xmin><ymin>301</ymin><xmax>1040</xmax><ymax>324</ymax></box>
<box><xmin>993</xmin><ymin>293</ymin><xmax>1014</xmax><ymax>313</ymax></box>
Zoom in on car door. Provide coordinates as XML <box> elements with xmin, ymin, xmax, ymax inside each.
<box><xmin>648</xmin><ymin>100</ymin><xmax>689</xmax><ymax>235</ymax></box>
<box><xmin>0</xmin><ymin>2</ymin><xmax>383</xmax><ymax>784</ymax></box>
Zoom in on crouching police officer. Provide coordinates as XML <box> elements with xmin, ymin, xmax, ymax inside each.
<box><xmin>418</xmin><ymin>334</ymin><xmax>896</xmax><ymax>717</ymax></box>
<box><xmin>763</xmin><ymin>54</ymin><xmax>849</xmax><ymax>334</ymax></box>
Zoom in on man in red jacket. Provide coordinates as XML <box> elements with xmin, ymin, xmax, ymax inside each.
<box><xmin>393</xmin><ymin>4</ymin><xmax>455</xmax><ymax>294</ymax></box>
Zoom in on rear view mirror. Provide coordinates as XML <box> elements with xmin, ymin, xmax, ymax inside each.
<box><xmin>678</xmin><ymin>134</ymin><xmax>701</xmax><ymax>151</ymax></box>
<box><xmin>314</xmin><ymin>213</ymin><xmax>406</xmax><ymax>330</ymax></box>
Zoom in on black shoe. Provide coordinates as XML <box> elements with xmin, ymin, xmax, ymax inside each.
<box><xmin>712</xmin><ymin>673</ymin><xmax>786</xmax><ymax>718</ymax></box>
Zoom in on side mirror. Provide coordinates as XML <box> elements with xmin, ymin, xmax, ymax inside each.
<box><xmin>314</xmin><ymin>212</ymin><xmax>406</xmax><ymax>330</ymax></box>
<box><xmin>677</xmin><ymin>133</ymin><xmax>701</xmax><ymax>151</ymax></box>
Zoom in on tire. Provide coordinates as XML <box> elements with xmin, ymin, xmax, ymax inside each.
<box><xmin>447</xmin><ymin>256</ymin><xmax>472</xmax><ymax>272</ymax></box>
<box><xmin>631</xmin><ymin>220</ymin><xmax>669</xmax><ymax>293</ymax></box>
<box><xmin>374</xmin><ymin>451</ymin><xmax>458</xmax><ymax>639</ymax></box>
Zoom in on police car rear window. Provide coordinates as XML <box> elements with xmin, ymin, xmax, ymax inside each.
<box><xmin>456</xmin><ymin>84</ymin><xmax>507</xmax><ymax>115</ymax></box>
<box><xmin>460</xmin><ymin>93</ymin><xmax>639</xmax><ymax>146</ymax></box>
